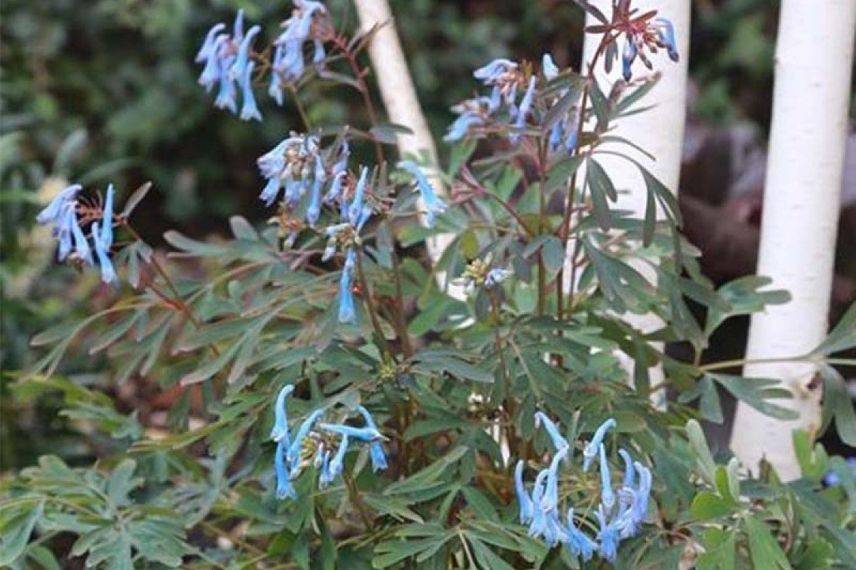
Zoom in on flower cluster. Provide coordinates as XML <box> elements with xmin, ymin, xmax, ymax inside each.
<box><xmin>269</xmin><ymin>0</ymin><xmax>329</xmax><ymax>105</ymax></box>
<box><xmin>196</xmin><ymin>9</ymin><xmax>262</xmax><ymax>121</ymax></box>
<box><xmin>454</xmin><ymin>254</ymin><xmax>512</xmax><ymax>296</ymax></box>
<box><xmin>593</xmin><ymin>1</ymin><xmax>679</xmax><ymax>81</ymax></box>
<box><xmin>269</xmin><ymin>384</ymin><xmax>387</xmax><ymax>499</ymax></box>
<box><xmin>515</xmin><ymin>414</ymin><xmax>651</xmax><ymax>563</ymax></box>
<box><xmin>445</xmin><ymin>56</ymin><xmax>579</xmax><ymax>152</ymax></box>
<box><xmin>35</xmin><ymin>183</ymin><xmax>118</xmax><ymax>284</ymax></box>
<box><xmin>195</xmin><ymin>2</ymin><xmax>332</xmax><ymax>119</ymax></box>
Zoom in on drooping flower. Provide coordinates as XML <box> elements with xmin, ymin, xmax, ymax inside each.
<box><xmin>270</xmin><ymin>384</ymin><xmax>295</xmax><ymax>444</ymax></box>
<box><xmin>599</xmin><ymin>444</ymin><xmax>615</xmax><ymax>510</ymax></box>
<box><xmin>239</xmin><ymin>61</ymin><xmax>262</xmax><ymax>122</ymax></box>
<box><xmin>484</xmin><ymin>268</ymin><xmax>512</xmax><ymax>289</ymax></box>
<box><xmin>565</xmin><ymin>509</ymin><xmax>597</xmax><ymax>562</ymax></box>
<box><xmin>515</xmin><ymin>460</ymin><xmax>534</xmax><ymax>524</ymax></box>
<box><xmin>319</xmin><ymin>434</ymin><xmax>349</xmax><ymax>488</ymax></box>
<box><xmin>509</xmin><ymin>76</ymin><xmax>537</xmax><ymax>143</ymax></box>
<box><xmin>654</xmin><ymin>18</ymin><xmax>680</xmax><ymax>62</ymax></box>
<box><xmin>100</xmin><ymin>184</ymin><xmax>115</xmax><ymax>248</ymax></box>
<box><xmin>455</xmin><ymin>254</ymin><xmax>513</xmax><ymax>296</ymax></box>
<box><xmin>397</xmin><ymin>160</ymin><xmax>447</xmax><ymax>228</ymax></box>
<box><xmin>70</xmin><ymin>214</ymin><xmax>93</xmax><ymax>266</ymax></box>
<box><xmin>36</xmin><ymin>184</ymin><xmax>81</xmax><ymax>226</ymax></box>
<box><xmin>356</xmin><ymin>406</ymin><xmax>388</xmax><ymax>472</ymax></box>
<box><xmin>595</xmin><ymin>504</ymin><xmax>622</xmax><ymax>562</ymax></box>
<box><xmin>608</xmin><ymin>5</ymin><xmax>680</xmax><ymax>81</ymax></box>
<box><xmin>444</xmin><ymin>97</ymin><xmax>493</xmax><ymax>142</ymax></box>
<box><xmin>583</xmin><ymin>418</ymin><xmax>616</xmax><ymax>471</ymax></box>
<box><xmin>337</xmin><ymin>249</ymin><xmax>357</xmax><ymax>323</ymax></box>
<box><xmin>534</xmin><ymin>411</ymin><xmax>570</xmax><ymax>452</ymax></box>
<box><xmin>274</xmin><ymin>439</ymin><xmax>297</xmax><ymax>499</ymax></box>
<box><xmin>91</xmin><ymin>221</ymin><xmax>117</xmax><ymax>284</ymax></box>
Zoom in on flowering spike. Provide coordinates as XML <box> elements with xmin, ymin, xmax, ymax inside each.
<box><xmin>583</xmin><ymin>418</ymin><xmax>616</xmax><ymax>471</ymax></box>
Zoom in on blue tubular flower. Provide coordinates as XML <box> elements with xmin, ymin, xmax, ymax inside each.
<box><xmin>583</xmin><ymin>418</ymin><xmax>616</xmax><ymax>471</ymax></box>
<box><xmin>91</xmin><ymin>221</ymin><xmax>117</xmax><ymax>284</ymax></box>
<box><xmin>565</xmin><ymin>509</ymin><xmax>597</xmax><ymax>562</ymax></box>
<box><xmin>319</xmin><ymin>423</ymin><xmax>384</xmax><ymax>443</ymax></box>
<box><xmin>510</xmin><ymin>75</ymin><xmax>537</xmax><ymax>143</ymax></box>
<box><xmin>323</xmin><ymin>171</ymin><xmax>346</xmax><ymax>205</ymax></box>
<box><xmin>542</xmin><ymin>446</ymin><xmax>569</xmax><ymax>514</ymax></box>
<box><xmin>397</xmin><ymin>160</ymin><xmax>447</xmax><ymax>228</ymax></box>
<box><xmin>515</xmin><ymin>460</ymin><xmax>534</xmax><ymax>524</ymax></box>
<box><xmin>100</xmin><ymin>184</ymin><xmax>115</xmax><ymax>249</ymax></box>
<box><xmin>274</xmin><ymin>439</ymin><xmax>297</xmax><ymax>499</ymax></box>
<box><xmin>356</xmin><ymin>406</ymin><xmax>388</xmax><ymax>472</ymax></box>
<box><xmin>36</xmin><ymin>184</ymin><xmax>81</xmax><ymax>225</ymax></box>
<box><xmin>286</xmin><ymin>409</ymin><xmax>324</xmax><ymax>472</ymax></box>
<box><xmin>348</xmin><ymin>167</ymin><xmax>368</xmax><ymax>222</ymax></box>
<box><xmin>215</xmin><ymin>68</ymin><xmax>238</xmax><ymax>112</ymax></box>
<box><xmin>306</xmin><ymin>156</ymin><xmax>326</xmax><ymax>226</ymax></box>
<box><xmin>485</xmin><ymin>268</ymin><xmax>512</xmax><ymax>289</ymax></box>
<box><xmin>70</xmin><ymin>215</ymin><xmax>93</xmax><ymax>266</ymax></box>
<box><xmin>327</xmin><ymin>434</ymin><xmax>349</xmax><ymax>481</ymax></box>
<box><xmin>473</xmin><ymin>58</ymin><xmax>520</xmax><ymax>110</ymax></box>
<box><xmin>631</xmin><ymin>461</ymin><xmax>652</xmax><ymax>526</ymax></box>
<box><xmin>598</xmin><ymin>444</ymin><xmax>615</xmax><ymax>510</ymax></box>
<box><xmin>542</xmin><ymin>53</ymin><xmax>559</xmax><ymax>80</ymax></box>
<box><xmin>337</xmin><ymin>249</ymin><xmax>357</xmax><ymax>323</ymax></box>
<box><xmin>196</xmin><ymin>23</ymin><xmax>226</xmax><ymax>64</ymax></box>
<box><xmin>622</xmin><ymin>41</ymin><xmax>638</xmax><ymax>81</ymax></box>
<box><xmin>534</xmin><ymin>411</ymin><xmax>569</xmax><ymax>452</ymax></box>
<box><xmin>270</xmin><ymin>384</ymin><xmax>295</xmax><ymax>444</ymax></box>
<box><xmin>596</xmin><ymin>504</ymin><xmax>621</xmax><ymax>562</ymax></box>
<box><xmin>239</xmin><ymin>62</ymin><xmax>262</xmax><ymax>122</ymax></box>
<box><xmin>230</xmin><ymin>25</ymin><xmax>261</xmax><ymax>82</ymax></box>
<box><xmin>56</xmin><ymin>205</ymin><xmax>75</xmax><ymax>262</ymax></box>
<box><xmin>444</xmin><ymin>113</ymin><xmax>483</xmax><ymax>142</ymax></box>
<box><xmin>655</xmin><ymin>18</ymin><xmax>679</xmax><ymax>62</ymax></box>
<box><xmin>619</xmin><ymin>449</ymin><xmax>635</xmax><ymax>488</ymax></box>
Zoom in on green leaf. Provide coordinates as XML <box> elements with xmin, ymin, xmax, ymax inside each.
<box><xmin>792</xmin><ymin>430</ymin><xmax>828</xmax><ymax>482</ymax></box>
<box><xmin>545</xmin><ymin>155</ymin><xmax>583</xmax><ymax>192</ymax></box>
<box><xmin>686</xmin><ymin>420</ymin><xmax>716</xmax><ymax>484</ymax></box>
<box><xmin>744</xmin><ymin>515</ymin><xmax>790</xmax><ymax>570</ymax></box>
<box><xmin>697</xmin><ymin>528</ymin><xmax>736</xmax><ymax>570</ymax></box>
<box><xmin>818</xmin><ymin>365</ymin><xmax>856</xmax><ymax>446</ymax></box>
<box><xmin>812</xmin><ymin>302</ymin><xmax>856</xmax><ymax>356</ymax></box>
<box><xmin>0</xmin><ymin>500</ymin><xmax>44</xmax><ymax>565</ymax></box>
<box><xmin>690</xmin><ymin>491</ymin><xmax>735</xmax><ymax>520</ymax></box>
<box><xmin>705</xmin><ymin>276</ymin><xmax>790</xmax><ymax>337</ymax></box>
<box><xmin>709</xmin><ymin>374</ymin><xmax>799</xmax><ymax>420</ymax></box>
<box><xmin>120</xmin><ymin>181</ymin><xmax>152</xmax><ymax>218</ymax></box>
<box><xmin>586</xmin><ymin>158</ymin><xmax>616</xmax><ymax>231</ymax></box>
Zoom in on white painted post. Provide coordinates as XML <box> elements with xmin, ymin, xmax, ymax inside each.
<box><xmin>730</xmin><ymin>0</ymin><xmax>856</xmax><ymax>480</ymax></box>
